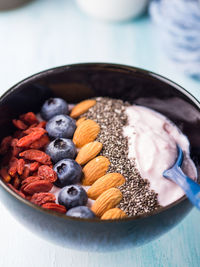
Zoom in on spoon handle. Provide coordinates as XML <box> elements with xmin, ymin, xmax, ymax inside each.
<box><xmin>163</xmin><ymin>167</ymin><xmax>200</xmax><ymax>210</ymax></box>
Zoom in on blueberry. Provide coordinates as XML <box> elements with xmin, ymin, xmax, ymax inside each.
<box><xmin>58</xmin><ymin>185</ymin><xmax>88</xmax><ymax>210</ymax></box>
<box><xmin>41</xmin><ymin>97</ymin><xmax>69</xmax><ymax>120</ymax></box>
<box><xmin>45</xmin><ymin>138</ymin><xmax>76</xmax><ymax>163</ymax></box>
<box><xmin>46</xmin><ymin>114</ymin><xmax>76</xmax><ymax>139</ymax></box>
<box><xmin>54</xmin><ymin>159</ymin><xmax>82</xmax><ymax>187</ymax></box>
<box><xmin>66</xmin><ymin>206</ymin><xmax>96</xmax><ymax>219</ymax></box>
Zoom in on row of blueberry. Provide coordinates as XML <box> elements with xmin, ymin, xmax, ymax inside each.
<box><xmin>40</xmin><ymin>97</ymin><xmax>96</xmax><ymax>219</ymax></box>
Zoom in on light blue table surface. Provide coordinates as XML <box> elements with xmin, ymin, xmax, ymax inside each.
<box><xmin>0</xmin><ymin>1</ymin><xmax>199</xmax><ymax>266</ymax></box>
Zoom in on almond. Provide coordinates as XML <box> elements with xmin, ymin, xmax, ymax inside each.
<box><xmin>101</xmin><ymin>208</ymin><xmax>127</xmax><ymax>220</ymax></box>
<box><xmin>87</xmin><ymin>173</ymin><xmax>125</xmax><ymax>199</ymax></box>
<box><xmin>76</xmin><ymin>117</ymin><xmax>86</xmax><ymax>127</ymax></box>
<box><xmin>82</xmin><ymin>156</ymin><xmax>110</xmax><ymax>186</ymax></box>
<box><xmin>70</xmin><ymin>99</ymin><xmax>96</xmax><ymax>118</ymax></box>
<box><xmin>75</xmin><ymin>141</ymin><xmax>102</xmax><ymax>165</ymax></box>
<box><xmin>91</xmin><ymin>188</ymin><xmax>122</xmax><ymax>217</ymax></box>
<box><xmin>73</xmin><ymin>119</ymin><xmax>100</xmax><ymax>148</ymax></box>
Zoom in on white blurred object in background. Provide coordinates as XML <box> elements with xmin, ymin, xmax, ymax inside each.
<box><xmin>76</xmin><ymin>0</ymin><xmax>148</xmax><ymax>22</ymax></box>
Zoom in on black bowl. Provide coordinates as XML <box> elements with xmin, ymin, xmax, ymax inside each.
<box><xmin>0</xmin><ymin>63</ymin><xmax>200</xmax><ymax>252</ymax></box>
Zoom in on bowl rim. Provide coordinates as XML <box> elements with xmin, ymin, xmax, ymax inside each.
<box><xmin>0</xmin><ymin>62</ymin><xmax>199</xmax><ymax>223</ymax></box>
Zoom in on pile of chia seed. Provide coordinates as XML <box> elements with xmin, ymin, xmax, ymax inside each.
<box><xmin>83</xmin><ymin>97</ymin><xmax>161</xmax><ymax>217</ymax></box>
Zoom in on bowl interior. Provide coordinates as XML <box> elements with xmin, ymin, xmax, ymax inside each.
<box><xmin>1</xmin><ymin>63</ymin><xmax>200</xmax><ymax>215</ymax></box>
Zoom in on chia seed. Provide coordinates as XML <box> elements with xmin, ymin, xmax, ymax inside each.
<box><xmin>83</xmin><ymin>97</ymin><xmax>161</xmax><ymax>217</ymax></box>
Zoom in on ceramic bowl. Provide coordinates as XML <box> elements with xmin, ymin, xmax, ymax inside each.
<box><xmin>76</xmin><ymin>0</ymin><xmax>148</xmax><ymax>22</ymax></box>
<box><xmin>0</xmin><ymin>63</ymin><xmax>200</xmax><ymax>252</ymax></box>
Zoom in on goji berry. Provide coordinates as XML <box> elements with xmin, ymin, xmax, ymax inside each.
<box><xmin>19</xmin><ymin>149</ymin><xmax>52</xmax><ymax>165</ymax></box>
<box><xmin>38</xmin><ymin>165</ymin><xmax>57</xmax><ymax>182</ymax></box>
<box><xmin>30</xmin><ymin>135</ymin><xmax>50</xmax><ymax>149</ymax></box>
<box><xmin>11</xmin><ymin>138</ymin><xmax>22</xmax><ymax>157</ymax></box>
<box><xmin>8</xmin><ymin>157</ymin><xmax>18</xmax><ymax>177</ymax></box>
<box><xmin>28</xmin><ymin>123</ymin><xmax>38</xmax><ymax>129</ymax></box>
<box><xmin>0</xmin><ymin>136</ymin><xmax>12</xmax><ymax>155</ymax></box>
<box><xmin>21</xmin><ymin>175</ymin><xmax>41</xmax><ymax>185</ymax></box>
<box><xmin>7</xmin><ymin>183</ymin><xmax>25</xmax><ymax>198</ymax></box>
<box><xmin>29</xmin><ymin>162</ymin><xmax>40</xmax><ymax>172</ymax></box>
<box><xmin>0</xmin><ymin>168</ymin><xmax>11</xmax><ymax>183</ymax></box>
<box><xmin>17</xmin><ymin>128</ymin><xmax>46</xmax><ymax>147</ymax></box>
<box><xmin>21</xmin><ymin>176</ymin><xmax>42</xmax><ymax>191</ymax></box>
<box><xmin>37</xmin><ymin>121</ymin><xmax>46</xmax><ymax>128</ymax></box>
<box><xmin>25</xmin><ymin>195</ymin><xmax>32</xmax><ymax>201</ymax></box>
<box><xmin>12</xmin><ymin>119</ymin><xmax>27</xmax><ymax>130</ymax></box>
<box><xmin>42</xmin><ymin>203</ymin><xmax>66</xmax><ymax>214</ymax></box>
<box><xmin>13</xmin><ymin>174</ymin><xmax>20</xmax><ymax>189</ymax></box>
<box><xmin>11</xmin><ymin>138</ymin><xmax>18</xmax><ymax>147</ymax></box>
<box><xmin>17</xmin><ymin>158</ymin><xmax>25</xmax><ymax>175</ymax></box>
<box><xmin>20</xmin><ymin>112</ymin><xmax>38</xmax><ymax>125</ymax></box>
<box><xmin>31</xmin><ymin>192</ymin><xmax>56</xmax><ymax>206</ymax></box>
<box><xmin>22</xmin><ymin>180</ymin><xmax>53</xmax><ymax>195</ymax></box>
<box><xmin>21</xmin><ymin>166</ymin><xmax>30</xmax><ymax>179</ymax></box>
<box><xmin>23</xmin><ymin>127</ymin><xmax>46</xmax><ymax>135</ymax></box>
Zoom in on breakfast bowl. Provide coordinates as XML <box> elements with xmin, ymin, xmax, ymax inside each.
<box><xmin>0</xmin><ymin>63</ymin><xmax>200</xmax><ymax>252</ymax></box>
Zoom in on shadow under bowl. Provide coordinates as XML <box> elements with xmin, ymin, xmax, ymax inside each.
<box><xmin>0</xmin><ymin>63</ymin><xmax>200</xmax><ymax>252</ymax></box>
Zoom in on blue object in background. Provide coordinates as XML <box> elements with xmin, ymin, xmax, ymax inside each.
<box><xmin>149</xmin><ymin>0</ymin><xmax>200</xmax><ymax>79</ymax></box>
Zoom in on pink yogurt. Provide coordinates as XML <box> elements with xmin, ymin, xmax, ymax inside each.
<box><xmin>123</xmin><ymin>105</ymin><xmax>197</xmax><ymax>206</ymax></box>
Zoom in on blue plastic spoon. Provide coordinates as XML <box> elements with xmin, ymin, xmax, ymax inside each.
<box><xmin>163</xmin><ymin>145</ymin><xmax>200</xmax><ymax>210</ymax></box>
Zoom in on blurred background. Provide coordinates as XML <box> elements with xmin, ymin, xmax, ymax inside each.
<box><xmin>0</xmin><ymin>0</ymin><xmax>200</xmax><ymax>266</ymax></box>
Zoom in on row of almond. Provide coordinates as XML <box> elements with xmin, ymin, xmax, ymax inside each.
<box><xmin>70</xmin><ymin>99</ymin><xmax>127</xmax><ymax>220</ymax></box>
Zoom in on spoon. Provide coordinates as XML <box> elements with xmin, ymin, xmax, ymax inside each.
<box><xmin>163</xmin><ymin>145</ymin><xmax>200</xmax><ymax>210</ymax></box>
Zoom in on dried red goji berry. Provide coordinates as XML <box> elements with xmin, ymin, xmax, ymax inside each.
<box><xmin>42</xmin><ymin>203</ymin><xmax>66</xmax><ymax>214</ymax></box>
<box><xmin>21</xmin><ymin>176</ymin><xmax>42</xmax><ymax>188</ymax></box>
<box><xmin>37</xmin><ymin>121</ymin><xmax>46</xmax><ymax>128</ymax></box>
<box><xmin>21</xmin><ymin>176</ymin><xmax>41</xmax><ymax>192</ymax></box>
<box><xmin>0</xmin><ymin>136</ymin><xmax>12</xmax><ymax>155</ymax></box>
<box><xmin>19</xmin><ymin>149</ymin><xmax>52</xmax><ymax>165</ymax></box>
<box><xmin>31</xmin><ymin>192</ymin><xmax>56</xmax><ymax>206</ymax></box>
<box><xmin>13</xmin><ymin>174</ymin><xmax>20</xmax><ymax>189</ymax></box>
<box><xmin>38</xmin><ymin>165</ymin><xmax>57</xmax><ymax>182</ymax></box>
<box><xmin>12</xmin><ymin>119</ymin><xmax>27</xmax><ymax>130</ymax></box>
<box><xmin>21</xmin><ymin>166</ymin><xmax>30</xmax><ymax>179</ymax></box>
<box><xmin>29</xmin><ymin>123</ymin><xmax>38</xmax><ymax>129</ymax></box>
<box><xmin>20</xmin><ymin>112</ymin><xmax>38</xmax><ymax>125</ymax></box>
<box><xmin>0</xmin><ymin>168</ymin><xmax>11</xmax><ymax>183</ymax></box>
<box><xmin>22</xmin><ymin>180</ymin><xmax>53</xmax><ymax>195</ymax></box>
<box><xmin>17</xmin><ymin>158</ymin><xmax>25</xmax><ymax>175</ymax></box>
<box><xmin>17</xmin><ymin>128</ymin><xmax>46</xmax><ymax>147</ymax></box>
<box><xmin>23</xmin><ymin>127</ymin><xmax>47</xmax><ymax>135</ymax></box>
<box><xmin>11</xmin><ymin>138</ymin><xmax>22</xmax><ymax>157</ymax></box>
<box><xmin>29</xmin><ymin>162</ymin><xmax>40</xmax><ymax>172</ymax></box>
<box><xmin>25</xmin><ymin>195</ymin><xmax>32</xmax><ymax>201</ymax></box>
<box><xmin>29</xmin><ymin>135</ymin><xmax>50</xmax><ymax>149</ymax></box>
<box><xmin>8</xmin><ymin>157</ymin><xmax>18</xmax><ymax>177</ymax></box>
<box><xmin>7</xmin><ymin>183</ymin><xmax>25</xmax><ymax>198</ymax></box>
